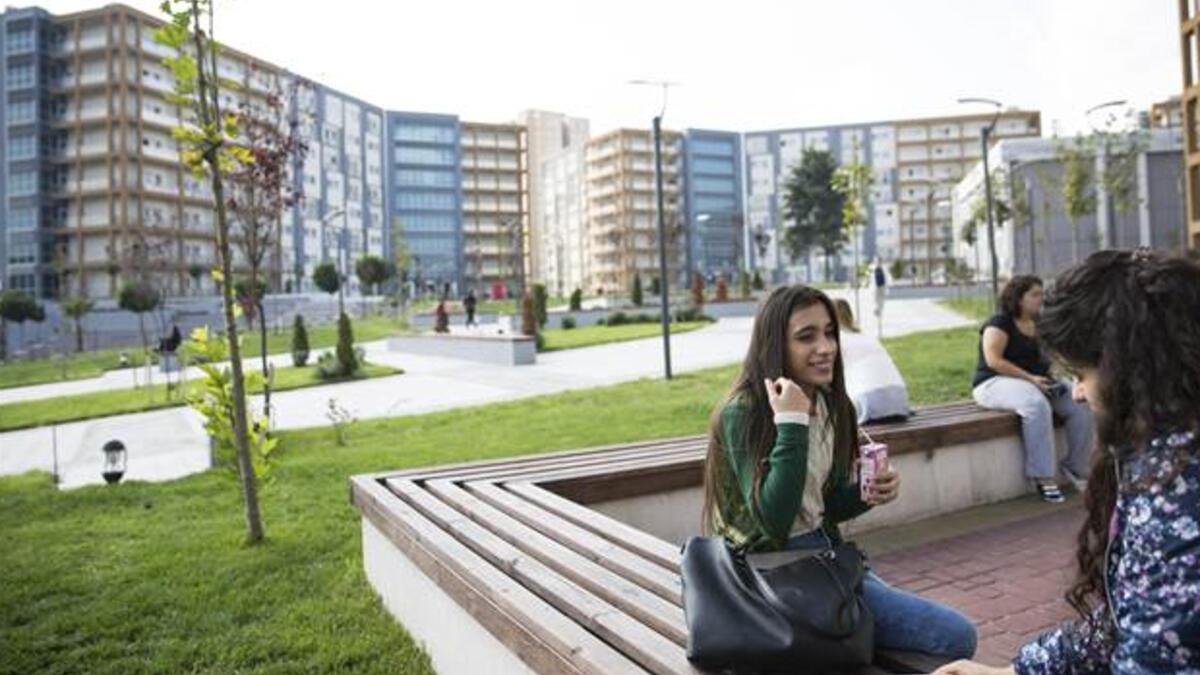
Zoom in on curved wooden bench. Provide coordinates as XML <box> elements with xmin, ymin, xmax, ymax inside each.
<box><xmin>351</xmin><ymin>402</ymin><xmax>1027</xmax><ymax>674</ymax></box>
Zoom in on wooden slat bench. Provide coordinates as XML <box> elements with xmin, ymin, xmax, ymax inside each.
<box><xmin>351</xmin><ymin>401</ymin><xmax>1038</xmax><ymax>675</ymax></box>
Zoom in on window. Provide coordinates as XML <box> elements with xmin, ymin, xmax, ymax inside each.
<box><xmin>7</xmin><ymin>170</ymin><xmax>35</xmax><ymax>195</ymax></box>
<box><xmin>7</xmin><ymin>99</ymin><xmax>34</xmax><ymax>124</ymax></box>
<box><xmin>6</xmin><ymin>29</ymin><xmax>34</xmax><ymax>54</ymax></box>
<box><xmin>7</xmin><ymin>134</ymin><xmax>35</xmax><ymax>160</ymax></box>
<box><xmin>6</xmin><ymin>63</ymin><xmax>34</xmax><ymax>90</ymax></box>
<box><xmin>396</xmin><ymin>192</ymin><xmax>456</xmax><ymax>210</ymax></box>
<box><xmin>691</xmin><ymin>177</ymin><xmax>734</xmax><ymax>194</ymax></box>
<box><xmin>690</xmin><ymin>139</ymin><xmax>733</xmax><ymax>156</ymax></box>
<box><xmin>394</xmin><ymin>124</ymin><xmax>455</xmax><ymax>144</ymax></box>
<box><xmin>7</xmin><ymin>273</ymin><xmax>35</xmax><ymax>290</ymax></box>
<box><xmin>7</xmin><ymin>207</ymin><xmax>35</xmax><ymax>230</ymax></box>
<box><xmin>396</xmin><ymin>169</ymin><xmax>456</xmax><ymax>188</ymax></box>
<box><xmin>394</xmin><ymin>146</ymin><xmax>455</xmax><ymax>166</ymax></box>
<box><xmin>7</xmin><ymin>242</ymin><xmax>36</xmax><ymax>265</ymax></box>
<box><xmin>395</xmin><ymin>214</ymin><xmax>457</xmax><ymax>233</ymax></box>
<box><xmin>692</xmin><ymin>158</ymin><xmax>734</xmax><ymax>175</ymax></box>
<box><xmin>694</xmin><ymin>196</ymin><xmax>736</xmax><ymax>212</ymax></box>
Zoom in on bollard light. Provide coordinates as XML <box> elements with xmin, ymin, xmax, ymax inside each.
<box><xmin>102</xmin><ymin>439</ymin><xmax>126</xmax><ymax>484</ymax></box>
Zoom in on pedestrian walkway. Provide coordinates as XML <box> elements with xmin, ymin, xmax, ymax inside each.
<box><xmin>862</xmin><ymin>497</ymin><xmax>1082</xmax><ymax>667</ymax></box>
<box><xmin>1</xmin><ymin>296</ymin><xmax>976</xmax><ymax>489</ymax></box>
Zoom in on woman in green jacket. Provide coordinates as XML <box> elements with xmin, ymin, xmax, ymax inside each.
<box><xmin>702</xmin><ymin>285</ymin><xmax>977</xmax><ymax>659</ymax></box>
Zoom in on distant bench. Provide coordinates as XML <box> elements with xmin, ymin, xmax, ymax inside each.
<box><xmin>351</xmin><ymin>401</ymin><xmax>1048</xmax><ymax>674</ymax></box>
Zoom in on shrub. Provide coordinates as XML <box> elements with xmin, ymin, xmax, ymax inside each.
<box><xmin>334</xmin><ymin>312</ymin><xmax>357</xmax><ymax>377</ymax></box>
<box><xmin>532</xmin><ymin>283</ymin><xmax>548</xmax><ymax>328</ymax></box>
<box><xmin>521</xmin><ymin>292</ymin><xmax>537</xmax><ymax>337</ymax></box>
<box><xmin>690</xmin><ymin>273</ymin><xmax>705</xmax><ymax>307</ymax></box>
<box><xmin>752</xmin><ymin>270</ymin><xmax>765</xmax><ymax>291</ymax></box>
<box><xmin>291</xmin><ymin>314</ymin><xmax>310</xmax><ymax>367</ymax></box>
<box><xmin>560</xmin><ymin>316</ymin><xmax>576</xmax><ymax>330</ymax></box>
<box><xmin>715</xmin><ymin>274</ymin><xmax>729</xmax><ymax>302</ymax></box>
<box><xmin>738</xmin><ymin>269</ymin><xmax>752</xmax><ymax>299</ymax></box>
<box><xmin>675</xmin><ymin>307</ymin><xmax>716</xmax><ymax>323</ymax></box>
<box><xmin>630</xmin><ymin>274</ymin><xmax>643</xmax><ymax>307</ymax></box>
<box><xmin>569</xmin><ymin>288</ymin><xmax>583</xmax><ymax>311</ymax></box>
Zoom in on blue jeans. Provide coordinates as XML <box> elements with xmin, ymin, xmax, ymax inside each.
<box><xmin>783</xmin><ymin>531</ymin><xmax>977</xmax><ymax>659</ymax></box>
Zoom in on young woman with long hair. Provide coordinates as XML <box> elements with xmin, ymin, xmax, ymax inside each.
<box><xmin>936</xmin><ymin>249</ymin><xmax>1200</xmax><ymax>674</ymax></box>
<box><xmin>703</xmin><ymin>284</ymin><xmax>976</xmax><ymax>659</ymax></box>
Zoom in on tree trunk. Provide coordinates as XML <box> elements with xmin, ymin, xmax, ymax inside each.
<box><xmin>138</xmin><ymin>313</ymin><xmax>152</xmax><ymax>392</ymax></box>
<box><xmin>74</xmin><ymin>318</ymin><xmax>83</xmax><ymax>353</ymax></box>
<box><xmin>259</xmin><ymin>297</ymin><xmax>270</xmax><ymax>419</ymax></box>
<box><xmin>1071</xmin><ymin>223</ymin><xmax>1080</xmax><ymax>265</ymax></box>
<box><xmin>0</xmin><ymin>319</ymin><xmax>6</xmax><ymax>362</ymax></box>
<box><xmin>193</xmin><ymin>2</ymin><xmax>263</xmax><ymax>544</ymax></box>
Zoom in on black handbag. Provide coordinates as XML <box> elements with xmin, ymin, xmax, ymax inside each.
<box><xmin>680</xmin><ymin>536</ymin><xmax>874</xmax><ymax>673</ymax></box>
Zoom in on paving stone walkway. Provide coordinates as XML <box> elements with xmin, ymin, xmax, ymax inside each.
<box><xmin>870</xmin><ymin>503</ymin><xmax>1083</xmax><ymax>666</ymax></box>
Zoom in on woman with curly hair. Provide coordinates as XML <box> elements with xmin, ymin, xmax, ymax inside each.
<box><xmin>936</xmin><ymin>249</ymin><xmax>1200</xmax><ymax>674</ymax></box>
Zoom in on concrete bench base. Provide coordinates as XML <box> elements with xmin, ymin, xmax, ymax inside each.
<box><xmin>387</xmin><ymin>333</ymin><xmax>536</xmax><ymax>366</ymax></box>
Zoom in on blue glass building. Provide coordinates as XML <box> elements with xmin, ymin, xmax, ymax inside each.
<box><xmin>682</xmin><ymin>129</ymin><xmax>743</xmax><ymax>281</ymax></box>
<box><xmin>385</xmin><ymin>111</ymin><xmax>464</xmax><ymax>294</ymax></box>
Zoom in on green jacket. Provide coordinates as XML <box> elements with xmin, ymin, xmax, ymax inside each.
<box><xmin>711</xmin><ymin>397</ymin><xmax>871</xmax><ymax>551</ymax></box>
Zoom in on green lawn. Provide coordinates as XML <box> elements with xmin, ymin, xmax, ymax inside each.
<box><xmin>0</xmin><ymin>316</ymin><xmax>406</xmax><ymax>391</ymax></box>
<box><xmin>0</xmin><ymin>362</ymin><xmax>401</xmax><ymax>433</ymax></box>
<box><xmin>0</xmin><ymin>325</ymin><xmax>979</xmax><ymax>674</ymax></box>
<box><xmin>540</xmin><ymin>321</ymin><xmax>709</xmax><ymax>352</ymax></box>
<box><xmin>938</xmin><ymin>295</ymin><xmax>993</xmax><ymax>322</ymax></box>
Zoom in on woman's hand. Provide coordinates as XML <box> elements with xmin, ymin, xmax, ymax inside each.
<box><xmin>932</xmin><ymin>661</ymin><xmax>1015</xmax><ymax>675</ymax></box>
<box><xmin>1027</xmin><ymin>374</ymin><xmax>1056</xmax><ymax>392</ymax></box>
<box><xmin>764</xmin><ymin>377</ymin><xmax>811</xmax><ymax>415</ymax></box>
<box><xmin>865</xmin><ymin>467</ymin><xmax>900</xmax><ymax>505</ymax></box>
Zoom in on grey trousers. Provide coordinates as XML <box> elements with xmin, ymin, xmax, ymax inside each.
<box><xmin>972</xmin><ymin>375</ymin><xmax>1094</xmax><ymax>480</ymax></box>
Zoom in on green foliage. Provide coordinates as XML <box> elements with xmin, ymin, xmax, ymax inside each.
<box><xmin>673</xmin><ymin>306</ymin><xmax>716</xmax><ymax>323</ymax></box>
<box><xmin>751</xmin><ymin>270</ymin><xmax>764</xmax><ymax>291</ymax></box>
<box><xmin>355</xmin><ymin>255</ymin><xmax>393</xmax><ymax>295</ymax></box>
<box><xmin>569</xmin><ymin>288</ymin><xmax>583</xmax><ymax>311</ymax></box>
<box><xmin>334</xmin><ymin>312</ymin><xmax>357</xmax><ymax>377</ymax></box>
<box><xmin>630</xmin><ymin>274</ymin><xmax>644</xmax><ymax>307</ymax></box>
<box><xmin>604</xmin><ymin>311</ymin><xmax>659</xmax><ymax>327</ymax></box>
<box><xmin>715</xmin><ymin>274</ymin><xmax>728</xmax><ymax>302</ymax></box>
<box><xmin>291</xmin><ymin>314</ymin><xmax>310</xmax><ymax>367</ymax></box>
<box><xmin>889</xmin><ymin>259</ymin><xmax>906</xmax><ymax>280</ymax></box>
<box><xmin>738</xmin><ymin>269</ymin><xmax>751</xmax><ymax>299</ymax></box>
<box><xmin>781</xmin><ymin>148</ymin><xmax>846</xmax><ymax>264</ymax></box>
<box><xmin>180</xmin><ymin>326</ymin><xmax>278</xmax><ymax>481</ymax></box>
<box><xmin>312</xmin><ymin>262</ymin><xmax>340</xmax><ymax>296</ymax></box>
<box><xmin>61</xmin><ymin>296</ymin><xmax>94</xmax><ymax>353</ymax></box>
<box><xmin>649</xmin><ymin>276</ymin><xmax>661</xmax><ymax>296</ymax></box>
<box><xmin>117</xmin><ymin>282</ymin><xmax>161</xmax><ymax>314</ymax></box>
<box><xmin>1099</xmin><ymin>132</ymin><xmax>1147</xmax><ymax>216</ymax></box>
<box><xmin>531</xmin><ymin>283</ymin><xmax>548</xmax><ymax>328</ymax></box>
<box><xmin>0</xmin><ymin>290</ymin><xmax>41</xmax><ymax>324</ymax></box>
<box><xmin>831</xmin><ymin>161</ymin><xmax>873</xmax><ymax>236</ymax></box>
<box><xmin>560</xmin><ymin>316</ymin><xmax>576</xmax><ymax>330</ymax></box>
<box><xmin>1058</xmin><ymin>135</ymin><xmax>1097</xmax><ymax>224</ymax></box>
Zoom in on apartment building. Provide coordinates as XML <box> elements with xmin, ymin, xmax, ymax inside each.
<box><xmin>0</xmin><ymin>4</ymin><xmax>384</xmax><ymax>300</ymax></box>
<box><xmin>460</xmin><ymin>120</ymin><xmax>526</xmax><ymax>296</ymax></box>
<box><xmin>584</xmin><ymin>127</ymin><xmax>683</xmax><ymax>294</ymax></box>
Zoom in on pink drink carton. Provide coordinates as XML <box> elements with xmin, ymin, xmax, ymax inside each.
<box><xmin>859</xmin><ymin>441</ymin><xmax>889</xmax><ymax>501</ymax></box>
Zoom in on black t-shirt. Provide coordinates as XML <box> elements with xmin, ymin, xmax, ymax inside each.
<box><xmin>972</xmin><ymin>313</ymin><xmax>1050</xmax><ymax>388</ymax></box>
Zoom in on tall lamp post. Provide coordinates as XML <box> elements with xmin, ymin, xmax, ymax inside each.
<box><xmin>629</xmin><ymin>78</ymin><xmax>679</xmax><ymax>380</ymax></box>
<box><xmin>1085</xmin><ymin>99</ymin><xmax>1129</xmax><ymax>250</ymax></box>
<box><xmin>957</xmin><ymin>97</ymin><xmax>1003</xmax><ymax>310</ymax></box>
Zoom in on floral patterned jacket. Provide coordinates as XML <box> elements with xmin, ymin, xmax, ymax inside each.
<box><xmin>1014</xmin><ymin>430</ymin><xmax>1200</xmax><ymax>674</ymax></box>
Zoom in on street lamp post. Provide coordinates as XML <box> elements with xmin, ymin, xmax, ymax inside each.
<box><xmin>629</xmin><ymin>79</ymin><xmax>679</xmax><ymax>381</ymax></box>
<box><xmin>958</xmin><ymin>97</ymin><xmax>1003</xmax><ymax>310</ymax></box>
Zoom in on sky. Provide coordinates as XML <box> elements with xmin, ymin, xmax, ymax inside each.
<box><xmin>32</xmin><ymin>0</ymin><xmax>1182</xmax><ymax>136</ymax></box>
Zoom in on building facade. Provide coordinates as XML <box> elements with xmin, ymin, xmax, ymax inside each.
<box><xmin>519</xmin><ymin>109</ymin><xmax>588</xmax><ymax>287</ymax></box>
<box><xmin>584</xmin><ymin>128</ymin><xmax>683</xmax><ymax>294</ymax></box>
<box><xmin>682</xmin><ymin>129</ymin><xmax>743</xmax><ymax>282</ymax></box>
<box><xmin>460</xmin><ymin>120</ymin><xmax>526</xmax><ymax>296</ymax></box>
<box><xmin>1179</xmin><ymin>0</ymin><xmax>1200</xmax><ymax>250</ymax></box>
<box><xmin>537</xmin><ymin>145</ymin><xmax>587</xmax><ymax>298</ymax></box>
<box><xmin>385</xmin><ymin>111</ymin><xmax>463</xmax><ymax>295</ymax></box>
<box><xmin>743</xmin><ymin>110</ymin><xmax>1040</xmax><ymax>284</ymax></box>
<box><xmin>0</xmin><ymin>3</ymin><xmax>384</xmax><ymax>300</ymax></box>
<box><xmin>952</xmin><ymin>128</ymin><xmax>1186</xmax><ymax>279</ymax></box>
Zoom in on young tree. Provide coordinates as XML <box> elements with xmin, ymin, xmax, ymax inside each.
<box><xmin>355</xmin><ymin>255</ymin><xmax>392</xmax><ymax>296</ymax></box>
<box><xmin>630</xmin><ymin>273</ymin><xmax>643</xmax><ymax>307</ymax></box>
<box><xmin>291</xmin><ymin>314</ymin><xmax>310</xmax><ymax>367</ymax></box>
<box><xmin>118</xmin><ymin>281</ymin><xmax>162</xmax><ymax>388</ymax></box>
<box><xmin>0</xmin><ymin>290</ymin><xmax>41</xmax><ymax>361</ymax></box>
<box><xmin>737</xmin><ymin>269</ymin><xmax>751</xmax><ymax>300</ymax></box>
<box><xmin>782</xmin><ymin>148</ymin><xmax>845</xmax><ymax>280</ymax></box>
<box><xmin>751</xmin><ymin>270</ymin><xmax>764</xmax><ymax>291</ymax></box>
<box><xmin>313</xmin><ymin>261</ymin><xmax>340</xmax><ymax>300</ymax></box>
<box><xmin>520</xmin><ymin>291</ymin><xmax>537</xmax><ymax>337</ymax></box>
<box><xmin>569</xmin><ymin>288</ymin><xmax>583</xmax><ymax>312</ymax></box>
<box><xmin>334</xmin><ymin>311</ymin><xmax>357</xmax><ymax>377</ymax></box>
<box><xmin>156</xmin><ymin>0</ymin><xmax>264</xmax><ymax>543</ymax></box>
<box><xmin>715</xmin><ymin>273</ymin><xmax>729</xmax><ymax>302</ymax></box>
<box><xmin>61</xmin><ymin>296</ymin><xmax>94</xmax><ymax>353</ymax></box>
<box><xmin>1057</xmin><ymin>135</ymin><xmax>1097</xmax><ymax>264</ymax></box>
<box><xmin>531</xmin><ymin>283</ymin><xmax>548</xmax><ymax>328</ymax></box>
<box><xmin>832</xmin><ymin>159</ymin><xmax>873</xmax><ymax>317</ymax></box>
<box><xmin>690</xmin><ymin>272</ymin><xmax>705</xmax><ymax>308</ymax></box>
<box><xmin>391</xmin><ymin>218</ymin><xmax>412</xmax><ymax>321</ymax></box>
<box><xmin>226</xmin><ymin>68</ymin><xmax>309</xmax><ymax>420</ymax></box>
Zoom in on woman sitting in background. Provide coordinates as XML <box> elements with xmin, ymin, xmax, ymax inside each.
<box><xmin>833</xmin><ymin>299</ymin><xmax>910</xmax><ymax>424</ymax></box>
<box><xmin>971</xmin><ymin>276</ymin><xmax>1093</xmax><ymax>503</ymax></box>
